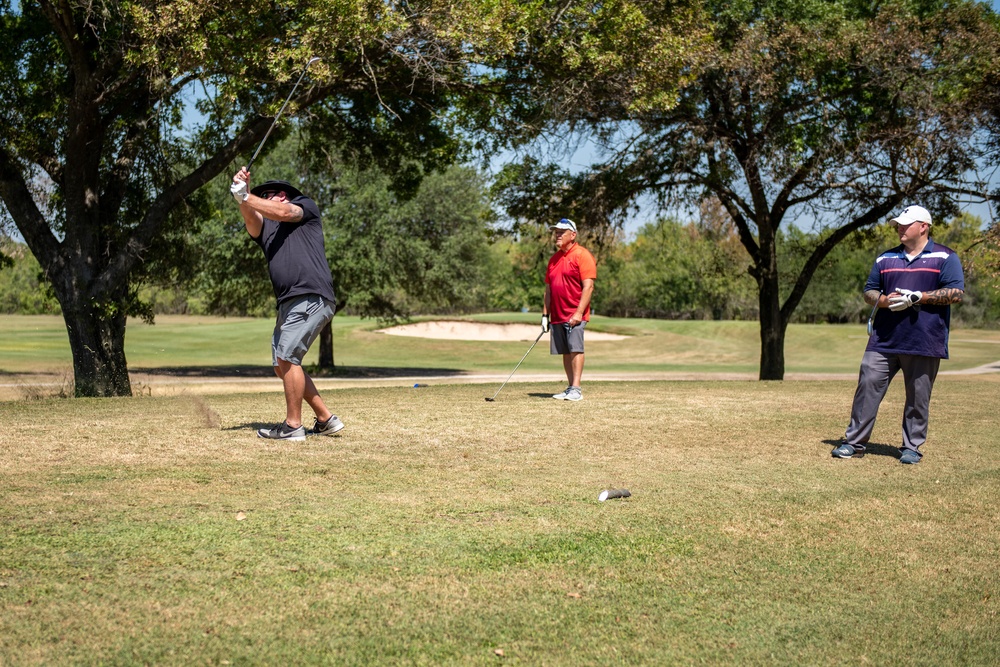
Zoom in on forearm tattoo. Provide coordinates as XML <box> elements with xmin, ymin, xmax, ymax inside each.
<box><xmin>922</xmin><ymin>288</ymin><xmax>964</xmax><ymax>305</ymax></box>
<box><xmin>865</xmin><ymin>288</ymin><xmax>963</xmax><ymax>307</ymax></box>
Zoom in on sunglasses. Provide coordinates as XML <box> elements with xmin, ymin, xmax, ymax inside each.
<box><xmin>258</xmin><ymin>190</ymin><xmax>280</xmax><ymax>199</ymax></box>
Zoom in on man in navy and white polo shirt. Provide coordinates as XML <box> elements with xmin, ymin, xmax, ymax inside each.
<box><xmin>833</xmin><ymin>205</ymin><xmax>964</xmax><ymax>464</ymax></box>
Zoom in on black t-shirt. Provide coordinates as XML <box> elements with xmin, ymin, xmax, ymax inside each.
<box><xmin>251</xmin><ymin>195</ymin><xmax>337</xmax><ymax>305</ymax></box>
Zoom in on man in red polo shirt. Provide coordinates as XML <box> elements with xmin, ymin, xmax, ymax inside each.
<box><xmin>542</xmin><ymin>218</ymin><xmax>597</xmax><ymax>401</ymax></box>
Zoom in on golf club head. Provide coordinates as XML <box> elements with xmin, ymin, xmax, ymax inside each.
<box><xmin>484</xmin><ymin>397</ymin><xmax>495</xmax><ymax>402</ymax></box>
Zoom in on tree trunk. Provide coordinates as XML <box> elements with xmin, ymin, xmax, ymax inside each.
<box><xmin>318</xmin><ymin>322</ymin><xmax>334</xmax><ymax>369</ymax></box>
<box><xmin>62</xmin><ymin>306</ymin><xmax>132</xmax><ymax>397</ymax></box>
<box><xmin>758</xmin><ymin>272</ymin><xmax>787</xmax><ymax>381</ymax></box>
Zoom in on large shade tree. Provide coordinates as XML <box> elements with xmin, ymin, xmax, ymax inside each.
<box><xmin>966</xmin><ymin>13</ymin><xmax>1000</xmax><ymax>284</ymax></box>
<box><xmin>0</xmin><ymin>0</ymin><xmax>500</xmax><ymax>396</ymax></box>
<box><xmin>487</xmin><ymin>0</ymin><xmax>1000</xmax><ymax>379</ymax></box>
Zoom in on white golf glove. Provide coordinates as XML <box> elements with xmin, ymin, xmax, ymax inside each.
<box><xmin>541</xmin><ymin>314</ymin><xmax>550</xmax><ymax>332</ymax></box>
<box><xmin>230</xmin><ymin>180</ymin><xmax>249</xmax><ymax>203</ymax></box>
<box><xmin>888</xmin><ymin>288</ymin><xmax>922</xmax><ymax>311</ymax></box>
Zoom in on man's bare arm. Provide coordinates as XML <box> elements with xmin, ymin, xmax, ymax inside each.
<box><xmin>568</xmin><ymin>278</ymin><xmax>595</xmax><ymax>325</ymax></box>
<box><xmin>866</xmin><ymin>288</ymin><xmax>964</xmax><ymax>308</ymax></box>
<box><xmin>248</xmin><ymin>197</ymin><xmax>303</xmax><ymax>223</ymax></box>
<box><xmin>922</xmin><ymin>288</ymin><xmax>964</xmax><ymax>306</ymax></box>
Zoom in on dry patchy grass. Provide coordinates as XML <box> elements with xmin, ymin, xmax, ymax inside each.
<box><xmin>0</xmin><ymin>380</ymin><xmax>998</xmax><ymax>665</ymax></box>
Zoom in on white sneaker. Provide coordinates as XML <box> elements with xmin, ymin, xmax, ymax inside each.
<box><xmin>553</xmin><ymin>387</ymin><xmax>583</xmax><ymax>401</ymax></box>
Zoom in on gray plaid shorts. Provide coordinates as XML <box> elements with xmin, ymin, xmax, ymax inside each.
<box><xmin>550</xmin><ymin>321</ymin><xmax>586</xmax><ymax>354</ymax></box>
<box><xmin>271</xmin><ymin>295</ymin><xmax>335</xmax><ymax>366</ymax></box>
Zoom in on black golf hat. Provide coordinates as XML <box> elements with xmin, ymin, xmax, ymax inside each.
<box><xmin>250</xmin><ymin>180</ymin><xmax>304</xmax><ymax>199</ymax></box>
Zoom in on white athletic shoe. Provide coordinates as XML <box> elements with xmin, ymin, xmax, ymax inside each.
<box><xmin>257</xmin><ymin>422</ymin><xmax>307</xmax><ymax>441</ymax></box>
<box><xmin>553</xmin><ymin>387</ymin><xmax>582</xmax><ymax>401</ymax></box>
<box><xmin>311</xmin><ymin>415</ymin><xmax>345</xmax><ymax>436</ymax></box>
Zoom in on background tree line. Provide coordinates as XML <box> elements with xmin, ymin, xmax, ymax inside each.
<box><xmin>5</xmin><ymin>136</ymin><xmax>997</xmax><ymax>328</ymax></box>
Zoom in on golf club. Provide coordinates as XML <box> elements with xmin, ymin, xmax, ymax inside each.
<box><xmin>245</xmin><ymin>57</ymin><xmax>321</xmax><ymax>172</ymax></box>
<box><xmin>866</xmin><ymin>289</ymin><xmax>882</xmax><ymax>336</ymax></box>
<box><xmin>485</xmin><ymin>329</ymin><xmax>546</xmax><ymax>402</ymax></box>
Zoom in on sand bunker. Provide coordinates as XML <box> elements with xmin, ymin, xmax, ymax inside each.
<box><xmin>376</xmin><ymin>320</ymin><xmax>628</xmax><ymax>342</ymax></box>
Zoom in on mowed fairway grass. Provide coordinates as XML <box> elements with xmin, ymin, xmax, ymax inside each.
<box><xmin>0</xmin><ymin>315</ymin><xmax>998</xmax><ymax>665</ymax></box>
<box><xmin>3</xmin><ymin>313</ymin><xmax>1000</xmax><ymax>380</ymax></box>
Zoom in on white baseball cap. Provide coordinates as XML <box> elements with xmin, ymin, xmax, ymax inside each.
<box><xmin>549</xmin><ymin>218</ymin><xmax>577</xmax><ymax>232</ymax></box>
<box><xmin>890</xmin><ymin>205</ymin><xmax>932</xmax><ymax>226</ymax></box>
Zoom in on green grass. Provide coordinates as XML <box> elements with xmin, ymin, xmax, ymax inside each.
<box><xmin>2</xmin><ymin>314</ymin><xmax>999</xmax><ymax>377</ymax></box>
<box><xmin>0</xmin><ymin>382</ymin><xmax>998</xmax><ymax>664</ymax></box>
<box><xmin>0</xmin><ymin>315</ymin><xmax>998</xmax><ymax>664</ymax></box>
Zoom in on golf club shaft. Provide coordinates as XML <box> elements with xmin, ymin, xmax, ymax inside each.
<box><xmin>488</xmin><ymin>329</ymin><xmax>545</xmax><ymax>401</ymax></box>
<box><xmin>866</xmin><ymin>289</ymin><xmax>882</xmax><ymax>336</ymax></box>
<box><xmin>246</xmin><ymin>57</ymin><xmax>320</xmax><ymax>172</ymax></box>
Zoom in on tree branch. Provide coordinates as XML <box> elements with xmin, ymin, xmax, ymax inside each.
<box><xmin>0</xmin><ymin>146</ymin><xmax>63</xmax><ymax>276</ymax></box>
<box><xmin>779</xmin><ymin>199</ymin><xmax>904</xmax><ymax>322</ymax></box>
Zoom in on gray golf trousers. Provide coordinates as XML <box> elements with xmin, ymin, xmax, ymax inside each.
<box><xmin>844</xmin><ymin>350</ymin><xmax>940</xmax><ymax>454</ymax></box>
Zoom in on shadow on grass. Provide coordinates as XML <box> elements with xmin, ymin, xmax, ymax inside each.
<box><xmin>482</xmin><ymin>391</ymin><xmax>555</xmax><ymax>400</ymax></box>
<box><xmin>131</xmin><ymin>365</ymin><xmax>466</xmax><ymax>379</ymax></box>
<box><xmin>821</xmin><ymin>439</ymin><xmax>901</xmax><ymax>459</ymax></box>
<box><xmin>224</xmin><ymin>422</ymin><xmax>347</xmax><ymax>435</ymax></box>
<box><xmin>308</xmin><ymin>365</ymin><xmax>466</xmax><ymax>378</ymax></box>
<box><xmin>0</xmin><ymin>369</ymin><xmax>65</xmax><ymax>377</ymax></box>
<box><xmin>132</xmin><ymin>365</ymin><xmax>274</xmax><ymax>377</ymax></box>
<box><xmin>224</xmin><ymin>422</ymin><xmax>273</xmax><ymax>433</ymax></box>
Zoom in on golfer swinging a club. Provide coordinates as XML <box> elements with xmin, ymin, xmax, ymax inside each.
<box><xmin>231</xmin><ymin>168</ymin><xmax>344</xmax><ymax>441</ymax></box>
<box><xmin>543</xmin><ymin>218</ymin><xmax>597</xmax><ymax>401</ymax></box>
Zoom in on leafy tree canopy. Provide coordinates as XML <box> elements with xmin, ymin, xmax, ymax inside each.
<box><xmin>0</xmin><ymin>0</ymin><xmax>522</xmax><ymax>395</ymax></box>
<box><xmin>487</xmin><ymin>0</ymin><xmax>1000</xmax><ymax>378</ymax></box>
